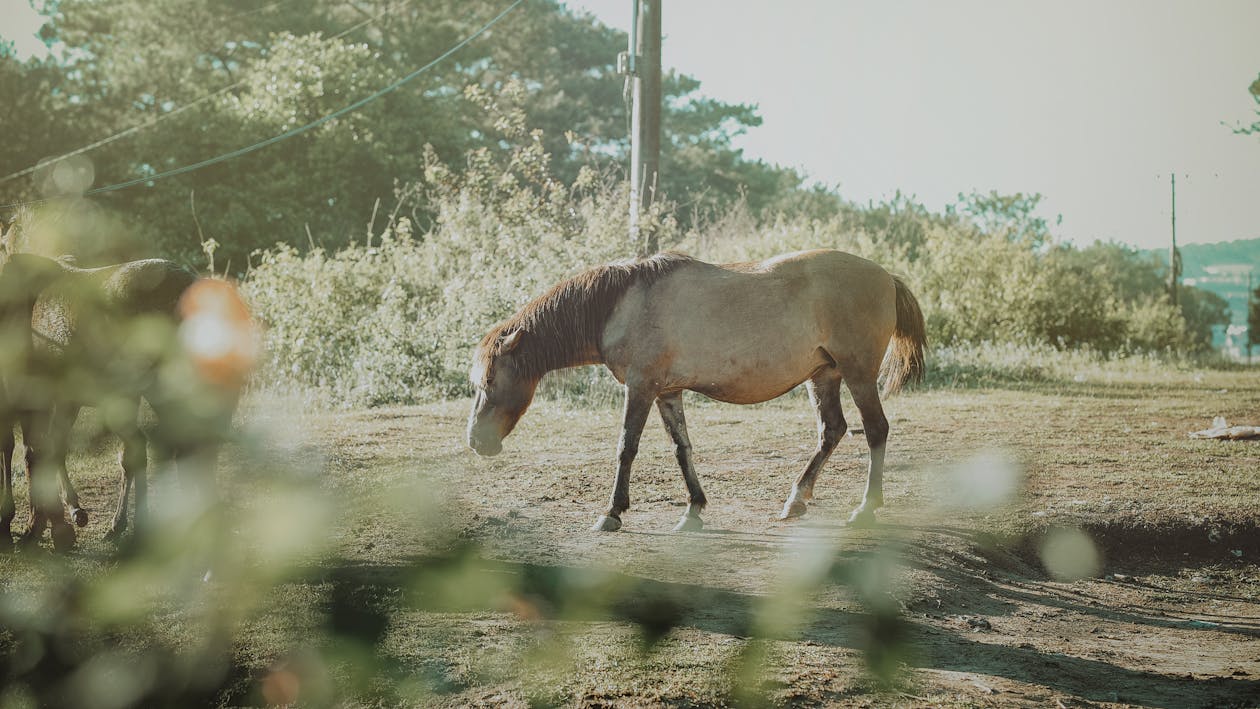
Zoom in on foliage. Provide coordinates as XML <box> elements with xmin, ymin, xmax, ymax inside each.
<box><xmin>239</xmin><ymin>92</ymin><xmax>1231</xmax><ymax>406</ymax></box>
<box><xmin>243</xmin><ymin>83</ymin><xmax>674</xmax><ymax>404</ymax></box>
<box><xmin>1</xmin><ymin>0</ymin><xmax>811</xmax><ymax>266</ymax></box>
<box><xmin>1251</xmin><ymin>281</ymin><xmax>1260</xmax><ymax>347</ymax></box>
<box><xmin>2</xmin><ymin>1</ymin><xmax>1241</xmax><ymax>408</ymax></box>
<box><xmin>1238</xmin><ymin>72</ymin><xmax>1260</xmax><ymax>135</ymax></box>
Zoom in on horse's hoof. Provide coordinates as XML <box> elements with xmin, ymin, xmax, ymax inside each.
<box><xmin>673</xmin><ymin>514</ymin><xmax>703</xmax><ymax>532</ymax></box>
<box><xmin>591</xmin><ymin>515</ymin><xmax>622</xmax><ymax>532</ymax></box>
<box><xmin>846</xmin><ymin>508</ymin><xmax>877</xmax><ymax>528</ymax></box>
<box><xmin>71</xmin><ymin>508</ymin><xmax>89</xmax><ymax>528</ymax></box>
<box><xmin>51</xmin><ymin>524</ymin><xmax>76</xmax><ymax>552</ymax></box>
<box><xmin>779</xmin><ymin>500</ymin><xmax>808</xmax><ymax>520</ymax></box>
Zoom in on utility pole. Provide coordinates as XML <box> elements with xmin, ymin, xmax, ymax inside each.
<box><xmin>1168</xmin><ymin>173</ymin><xmax>1179</xmax><ymax>307</ymax></box>
<box><xmin>625</xmin><ymin>0</ymin><xmax>661</xmax><ymax>256</ymax></box>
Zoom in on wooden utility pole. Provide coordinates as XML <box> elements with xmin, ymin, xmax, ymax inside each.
<box><xmin>627</xmin><ymin>0</ymin><xmax>662</xmax><ymax>256</ymax></box>
<box><xmin>1168</xmin><ymin>173</ymin><xmax>1179</xmax><ymax>307</ymax></box>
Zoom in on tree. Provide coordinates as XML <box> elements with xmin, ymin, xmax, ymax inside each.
<box><xmin>1238</xmin><ymin>73</ymin><xmax>1260</xmax><ymax>135</ymax></box>
<box><xmin>1249</xmin><ymin>280</ymin><xmax>1260</xmax><ymax>350</ymax></box>
<box><xmin>2</xmin><ymin>0</ymin><xmax>813</xmax><ymax>267</ymax></box>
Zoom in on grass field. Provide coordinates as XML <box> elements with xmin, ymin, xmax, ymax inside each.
<box><xmin>2</xmin><ymin>365</ymin><xmax>1260</xmax><ymax>707</ymax></box>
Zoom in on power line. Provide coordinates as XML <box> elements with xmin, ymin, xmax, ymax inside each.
<box><xmin>0</xmin><ymin>0</ymin><xmax>412</xmax><ymax>188</ymax></box>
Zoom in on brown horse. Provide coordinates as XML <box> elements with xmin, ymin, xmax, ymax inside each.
<box><xmin>0</xmin><ymin>250</ymin><xmax>252</xmax><ymax>551</ymax></box>
<box><xmin>467</xmin><ymin>249</ymin><xmax>926</xmax><ymax>532</ymax></box>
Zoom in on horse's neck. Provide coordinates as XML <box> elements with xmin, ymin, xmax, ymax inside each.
<box><xmin>521</xmin><ymin>329</ymin><xmax>604</xmax><ymax>376</ymax></box>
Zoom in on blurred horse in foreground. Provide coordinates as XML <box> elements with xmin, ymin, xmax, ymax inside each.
<box><xmin>1</xmin><ymin>226</ymin><xmax>255</xmax><ymax>552</ymax></box>
<box><xmin>467</xmin><ymin>249</ymin><xmax>926</xmax><ymax>533</ymax></box>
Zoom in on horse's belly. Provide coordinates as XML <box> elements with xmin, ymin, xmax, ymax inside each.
<box><xmin>677</xmin><ymin>347</ymin><xmax>826</xmax><ymax>405</ymax></box>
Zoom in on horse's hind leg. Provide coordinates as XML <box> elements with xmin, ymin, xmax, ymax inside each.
<box><xmin>780</xmin><ymin>368</ymin><xmax>846</xmax><ymax>520</ymax></box>
<box><xmin>1</xmin><ymin>423</ymin><xmax>15</xmax><ymax>551</ymax></box>
<box><xmin>50</xmin><ymin>406</ymin><xmax>88</xmax><ymax>528</ymax></box>
<box><xmin>105</xmin><ymin>400</ymin><xmax>145</xmax><ymax>543</ymax></box>
<box><xmin>657</xmin><ymin>392</ymin><xmax>707</xmax><ymax>532</ymax></box>
<box><xmin>844</xmin><ymin>376</ymin><xmax>889</xmax><ymax>527</ymax></box>
<box><xmin>20</xmin><ymin>412</ymin><xmax>76</xmax><ymax>551</ymax></box>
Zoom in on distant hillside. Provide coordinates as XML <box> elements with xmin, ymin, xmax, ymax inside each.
<box><xmin>1143</xmin><ymin>237</ymin><xmax>1259</xmax><ymax>328</ymax></box>
<box><xmin>1177</xmin><ymin>237</ymin><xmax>1259</xmax><ymax>329</ymax></box>
<box><xmin>1178</xmin><ymin>237</ymin><xmax>1260</xmax><ymax>281</ymax></box>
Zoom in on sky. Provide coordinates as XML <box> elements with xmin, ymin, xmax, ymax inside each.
<box><xmin>564</xmin><ymin>0</ymin><xmax>1260</xmax><ymax>249</ymax></box>
<box><xmin>3</xmin><ymin>0</ymin><xmax>1258</xmax><ymax>249</ymax></box>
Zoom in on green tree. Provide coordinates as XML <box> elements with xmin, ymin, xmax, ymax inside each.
<box><xmin>1238</xmin><ymin>73</ymin><xmax>1260</xmax><ymax>134</ymax></box>
<box><xmin>953</xmin><ymin>190</ymin><xmax>1057</xmax><ymax>247</ymax></box>
<box><xmin>4</xmin><ymin>0</ymin><xmax>811</xmax><ymax>266</ymax></box>
<box><xmin>1177</xmin><ymin>285</ymin><xmax>1230</xmax><ymax>351</ymax></box>
<box><xmin>1249</xmin><ymin>280</ymin><xmax>1260</xmax><ymax>349</ymax></box>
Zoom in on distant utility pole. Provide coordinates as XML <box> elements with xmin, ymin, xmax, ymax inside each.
<box><xmin>1168</xmin><ymin>173</ymin><xmax>1179</xmax><ymax>307</ymax></box>
<box><xmin>622</xmin><ymin>0</ymin><xmax>662</xmax><ymax>256</ymax></box>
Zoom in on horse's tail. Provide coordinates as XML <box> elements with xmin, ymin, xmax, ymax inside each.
<box><xmin>880</xmin><ymin>275</ymin><xmax>926</xmax><ymax>397</ymax></box>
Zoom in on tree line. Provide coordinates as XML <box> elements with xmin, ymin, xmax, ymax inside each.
<box><xmin>0</xmin><ymin>0</ymin><xmax>1240</xmax><ymax>402</ymax></box>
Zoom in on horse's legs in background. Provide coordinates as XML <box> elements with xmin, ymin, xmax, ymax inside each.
<box><xmin>1</xmin><ymin>423</ymin><xmax>15</xmax><ymax>551</ymax></box>
<box><xmin>591</xmin><ymin>385</ymin><xmax>655</xmax><ymax>532</ymax></box>
<box><xmin>656</xmin><ymin>392</ymin><xmax>707</xmax><ymax>532</ymax></box>
<box><xmin>20</xmin><ymin>411</ymin><xmax>76</xmax><ymax>551</ymax></box>
<box><xmin>50</xmin><ymin>405</ymin><xmax>88</xmax><ymax>528</ymax></box>
<box><xmin>105</xmin><ymin>400</ymin><xmax>145</xmax><ymax>542</ymax></box>
<box><xmin>780</xmin><ymin>368</ymin><xmax>847</xmax><ymax>519</ymax></box>
<box><xmin>844</xmin><ymin>376</ymin><xmax>889</xmax><ymax>527</ymax></box>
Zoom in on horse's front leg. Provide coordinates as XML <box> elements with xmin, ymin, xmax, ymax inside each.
<box><xmin>656</xmin><ymin>392</ymin><xmax>707</xmax><ymax>532</ymax></box>
<box><xmin>591</xmin><ymin>385</ymin><xmax>655</xmax><ymax>532</ymax></box>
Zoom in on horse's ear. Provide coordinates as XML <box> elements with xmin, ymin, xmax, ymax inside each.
<box><xmin>500</xmin><ymin>330</ymin><xmax>523</xmax><ymax>352</ymax></box>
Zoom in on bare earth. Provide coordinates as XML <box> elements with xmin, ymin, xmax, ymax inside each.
<box><xmin>3</xmin><ymin>370</ymin><xmax>1260</xmax><ymax>707</ymax></box>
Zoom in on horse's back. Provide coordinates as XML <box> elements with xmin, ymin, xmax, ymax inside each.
<box><xmin>603</xmin><ymin>249</ymin><xmax>898</xmax><ymax>402</ymax></box>
<box><xmin>101</xmin><ymin>259</ymin><xmax>197</xmax><ymax>314</ymax></box>
<box><xmin>30</xmin><ymin>257</ymin><xmax>196</xmax><ymax>364</ymax></box>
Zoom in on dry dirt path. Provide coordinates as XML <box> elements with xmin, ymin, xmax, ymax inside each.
<box><xmin>293</xmin><ymin>375</ymin><xmax>1260</xmax><ymax>707</ymax></box>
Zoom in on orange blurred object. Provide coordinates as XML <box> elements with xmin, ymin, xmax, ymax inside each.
<box><xmin>177</xmin><ymin>278</ymin><xmax>259</xmax><ymax>390</ymax></box>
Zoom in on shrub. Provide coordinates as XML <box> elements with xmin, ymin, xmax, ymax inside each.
<box><xmin>239</xmin><ymin>85</ymin><xmax>1231</xmax><ymax>407</ymax></box>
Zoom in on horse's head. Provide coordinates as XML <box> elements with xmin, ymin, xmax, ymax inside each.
<box><xmin>467</xmin><ymin>329</ymin><xmax>539</xmax><ymax>456</ymax></box>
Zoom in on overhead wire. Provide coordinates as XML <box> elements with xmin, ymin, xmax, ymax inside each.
<box><xmin>0</xmin><ymin>0</ymin><xmax>412</xmax><ymax>188</ymax></box>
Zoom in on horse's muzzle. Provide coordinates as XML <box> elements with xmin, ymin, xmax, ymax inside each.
<box><xmin>468</xmin><ymin>434</ymin><xmax>503</xmax><ymax>457</ymax></box>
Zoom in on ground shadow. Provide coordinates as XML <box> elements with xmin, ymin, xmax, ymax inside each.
<box><xmin>300</xmin><ymin>552</ymin><xmax>1260</xmax><ymax>708</ymax></box>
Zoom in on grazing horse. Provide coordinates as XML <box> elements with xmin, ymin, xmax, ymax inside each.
<box><xmin>0</xmin><ymin>251</ymin><xmax>251</xmax><ymax>551</ymax></box>
<box><xmin>466</xmin><ymin>249</ymin><xmax>926</xmax><ymax>532</ymax></box>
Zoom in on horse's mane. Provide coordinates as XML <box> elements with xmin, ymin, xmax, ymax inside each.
<box><xmin>478</xmin><ymin>252</ymin><xmax>695</xmax><ymax>380</ymax></box>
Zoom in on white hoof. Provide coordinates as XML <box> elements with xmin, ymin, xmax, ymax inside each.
<box><xmin>591</xmin><ymin>514</ymin><xmax>622</xmax><ymax>532</ymax></box>
<box><xmin>673</xmin><ymin>514</ymin><xmax>704</xmax><ymax>532</ymax></box>
<box><xmin>847</xmin><ymin>507</ymin><xmax>877</xmax><ymax>528</ymax></box>
<box><xmin>779</xmin><ymin>500</ymin><xmax>808</xmax><ymax>520</ymax></box>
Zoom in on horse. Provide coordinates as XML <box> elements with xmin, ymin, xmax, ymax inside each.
<box><xmin>0</xmin><ymin>249</ymin><xmax>252</xmax><ymax>551</ymax></box>
<box><xmin>466</xmin><ymin>249</ymin><xmax>926</xmax><ymax>532</ymax></box>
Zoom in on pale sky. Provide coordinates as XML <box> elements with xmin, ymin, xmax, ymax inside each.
<box><xmin>4</xmin><ymin>0</ymin><xmax>1259</xmax><ymax>248</ymax></box>
<box><xmin>567</xmin><ymin>0</ymin><xmax>1260</xmax><ymax>249</ymax></box>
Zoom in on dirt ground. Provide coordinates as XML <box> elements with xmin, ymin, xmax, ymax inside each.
<box><xmin>4</xmin><ymin>369</ymin><xmax>1260</xmax><ymax>707</ymax></box>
